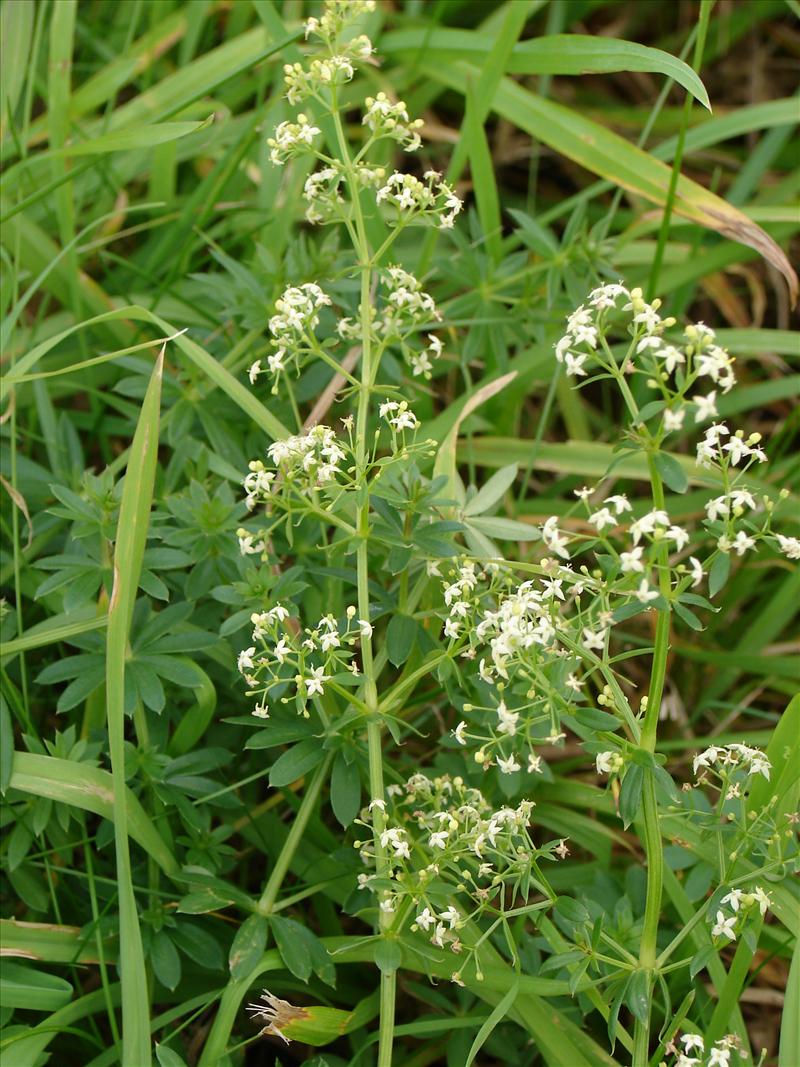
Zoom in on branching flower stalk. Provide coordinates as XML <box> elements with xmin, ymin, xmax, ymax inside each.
<box><xmin>231</xmin><ymin>6</ymin><xmax>798</xmax><ymax>1064</ymax></box>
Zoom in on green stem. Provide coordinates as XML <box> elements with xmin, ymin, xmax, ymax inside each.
<box><xmin>632</xmin><ymin>456</ymin><xmax>672</xmax><ymax>1066</ymax></box>
<box><xmin>257</xmin><ymin>754</ymin><xmax>332</xmax><ymax>914</ymax></box>
<box><xmin>331</xmin><ymin>97</ymin><xmax>396</xmax><ymax>1067</ymax></box>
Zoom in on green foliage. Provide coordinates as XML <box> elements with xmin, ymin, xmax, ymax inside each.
<box><xmin>1</xmin><ymin>2</ymin><xmax>797</xmax><ymax>1066</ymax></box>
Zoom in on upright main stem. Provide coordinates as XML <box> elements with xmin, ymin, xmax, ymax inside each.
<box><xmin>632</xmin><ymin>457</ymin><xmax>671</xmax><ymax>1065</ymax></box>
<box><xmin>331</xmin><ymin>102</ymin><xmax>396</xmax><ymax>1066</ymax></box>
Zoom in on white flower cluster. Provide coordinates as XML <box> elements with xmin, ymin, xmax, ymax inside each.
<box><xmin>238</xmin><ymin>603</ymin><xmax>370</xmax><ymax>717</ymax></box>
<box><xmin>710</xmin><ymin>884</ymin><xmax>771</xmax><ymax>945</ymax></box>
<box><xmin>438</xmin><ymin>562</ymin><xmax>606</xmax><ymax>767</ymax></box>
<box><xmin>304</xmin><ymin>0</ymin><xmax>376</xmax><ymax>43</ymax></box>
<box><xmin>266</xmin><ymin>115</ymin><xmax>320</xmax><ymax>166</ymax></box>
<box><xmin>692</xmin><ymin>743</ymin><xmax>771</xmax><ymax>781</ymax></box>
<box><xmin>376</xmin><ymin>170</ymin><xmax>462</xmax><ymax>229</ymax></box>
<box><xmin>355</xmin><ymin>774</ymin><xmax>565</xmax><ymax>963</ymax></box>
<box><xmin>283</xmin><ymin>53</ymin><xmax>356</xmax><ymax>105</ymax></box>
<box><xmin>669</xmin><ymin>1032</ymin><xmax>748</xmax><ymax>1067</ymax></box>
<box><xmin>775</xmin><ymin>533</ymin><xmax>800</xmax><ymax>559</ymax></box>
<box><xmin>363</xmin><ymin>92</ymin><xmax>424</xmax><ymax>151</ymax></box>
<box><xmin>378</xmin><ymin>399</ymin><xmax>420</xmax><ymax>433</ymax></box>
<box><xmin>554</xmin><ymin>286</ymin><xmax>738</xmax><ymax>432</ymax></box>
<box><xmin>250</xmin><ymin>283</ymin><xmax>332</xmax><ymax>389</ymax></box>
<box><xmin>696</xmin><ymin>422</ymin><xmax>766</xmax><ymax>469</ymax></box>
<box><xmin>243</xmin><ymin>425</ymin><xmax>348</xmax><ymax>509</ymax></box>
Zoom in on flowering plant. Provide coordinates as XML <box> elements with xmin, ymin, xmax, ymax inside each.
<box><xmin>182</xmin><ymin>6</ymin><xmax>800</xmax><ymax>1066</ymax></box>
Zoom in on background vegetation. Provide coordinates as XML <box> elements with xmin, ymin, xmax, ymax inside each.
<box><xmin>1</xmin><ymin>1</ymin><xmax>797</xmax><ymax>1065</ymax></box>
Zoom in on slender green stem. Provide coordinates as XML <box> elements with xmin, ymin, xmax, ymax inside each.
<box><xmin>632</xmin><ymin>457</ymin><xmax>672</xmax><ymax>1066</ymax></box>
<box><xmin>258</xmin><ymin>754</ymin><xmax>333</xmax><ymax>914</ymax></box>
<box><xmin>330</xmin><ymin>95</ymin><xmax>396</xmax><ymax>1067</ymax></box>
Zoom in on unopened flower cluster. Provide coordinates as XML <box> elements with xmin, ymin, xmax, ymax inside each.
<box><xmin>237</xmin><ymin>604</ymin><xmax>371</xmax><ymax>717</ymax></box>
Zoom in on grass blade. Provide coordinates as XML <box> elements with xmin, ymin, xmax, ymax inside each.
<box><xmin>9</xmin><ymin>752</ymin><xmax>180</xmax><ymax>880</ymax></box>
<box><xmin>106</xmin><ymin>346</ymin><xmax>165</xmax><ymax>1066</ymax></box>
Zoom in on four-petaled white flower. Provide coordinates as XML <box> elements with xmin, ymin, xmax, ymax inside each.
<box><xmin>711</xmin><ymin>910</ymin><xmax>737</xmax><ymax>941</ymax></box>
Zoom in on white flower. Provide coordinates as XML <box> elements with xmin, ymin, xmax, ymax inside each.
<box><xmin>681</xmin><ymin>1034</ymin><xmax>705</xmax><ymax>1054</ymax></box>
<box><xmin>582</xmin><ymin>627</ymin><xmax>607</xmax><ymax>651</ymax></box>
<box><xmin>620</xmin><ymin>546</ymin><xmax>645</xmax><ymax>573</ymax></box>
<box><xmin>440</xmin><ymin>906</ymin><xmax>460</xmax><ymax>929</ymax></box>
<box><xmin>589</xmin><ymin>507</ymin><xmax>616</xmax><ymax>531</ymax></box>
<box><xmin>542</xmin><ymin>516</ymin><xmax>570</xmax><ymax>559</ymax></box>
<box><xmin>304</xmin><ymin>665</ymin><xmax>329</xmax><ymax>697</ymax></box>
<box><xmin>730</xmin><ymin>531</ymin><xmax>755</xmax><ymax>556</ymax></box>
<box><xmin>496</xmin><ymin>754</ymin><xmax>521</xmax><ymax>774</ymax></box>
<box><xmin>694</xmin><ymin>391</ymin><xmax>718</xmax><ymax>423</ymax></box>
<box><xmin>429</xmin><ymin>830</ymin><xmax>449</xmax><ymax>849</ymax></box>
<box><xmin>751</xmin><ymin>886</ymin><xmax>771</xmax><ymax>916</ymax></box>
<box><xmin>359</xmin><ymin>619</ymin><xmax>373</xmax><ymax>638</ymax></box>
<box><xmin>267</xmin><ymin>114</ymin><xmax>321</xmax><ymax>165</ymax></box>
<box><xmin>453</xmin><ymin>720</ymin><xmax>468</xmax><ymax>745</ymax></box>
<box><xmin>596</xmin><ymin>751</ymin><xmax>623</xmax><ymax>775</ymax></box>
<box><xmin>253</xmin><ymin>702</ymin><xmax>269</xmax><ymax>718</ymax></box>
<box><xmin>630</xmin><ymin>509</ymin><xmax>670</xmax><ymax>543</ymax></box>
<box><xmin>248</xmin><ymin>360</ymin><xmax>262</xmax><ymax>384</ymax></box>
<box><xmin>720</xmin><ymin>889</ymin><xmax>744</xmax><ymax>912</ymax></box>
<box><xmin>776</xmin><ymin>534</ymin><xmax>800</xmax><ymax>560</ymax></box>
<box><xmin>238</xmin><ymin>647</ymin><xmax>256</xmax><ymax>674</ymax></box>
<box><xmin>605</xmin><ymin>494</ymin><xmax>632</xmax><ymax>515</ymax></box>
<box><xmin>528</xmin><ymin>753</ymin><xmax>543</xmax><ymax>774</ymax></box>
<box><xmin>688</xmin><ymin>557</ymin><xmax>704</xmax><ymax>587</ymax></box>
<box><xmin>711</xmin><ymin>910</ymin><xmax>737</xmax><ymax>941</ymax></box>
<box><xmin>415</xmin><ymin>907</ymin><xmax>435</xmax><ymax>931</ymax></box>
<box><xmin>663</xmin><ymin>407</ymin><xmax>685</xmax><ymax>433</ymax></box>
<box><xmin>635</xmin><ymin>580</ymin><xmax>658</xmax><ymax>604</ymax></box>
<box><xmin>708</xmin><ymin>1045</ymin><xmax>732</xmax><ymax>1067</ymax></box>
<box><xmin>496</xmin><ymin>701</ymin><xmax>519</xmax><ymax>736</ymax></box>
<box><xmin>564</xmin><ymin>352</ymin><xmax>588</xmax><ymax>377</ymax></box>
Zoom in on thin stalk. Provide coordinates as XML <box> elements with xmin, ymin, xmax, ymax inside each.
<box><xmin>647</xmin><ymin>0</ymin><xmax>714</xmax><ymax>299</ymax></box>
<box><xmin>257</xmin><ymin>754</ymin><xmax>332</xmax><ymax>914</ymax></box>
<box><xmin>330</xmin><ymin>95</ymin><xmax>396</xmax><ymax>1067</ymax></box>
<box><xmin>632</xmin><ymin>456</ymin><xmax>672</xmax><ymax>1066</ymax></box>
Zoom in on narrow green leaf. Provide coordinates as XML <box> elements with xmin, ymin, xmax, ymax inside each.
<box><xmin>151</xmin><ymin>931</ymin><xmax>181</xmax><ymax>992</ymax></box>
<box><xmin>780</xmin><ymin>936</ymin><xmax>800</xmax><ymax>1067</ymax></box>
<box><xmin>626</xmin><ymin>969</ymin><xmax>650</xmax><ymax>1025</ymax></box>
<box><xmin>0</xmin><ymin>695</ymin><xmax>13</xmax><ymax>794</ymax></box>
<box><xmin>155</xmin><ymin>1045</ymin><xmax>189</xmax><ymax>1067</ymax></box>
<box><xmin>465</xmin><ymin>463</ymin><xmax>519</xmax><ymax>516</ymax></box>
<box><xmin>386</xmin><ymin>614</ymin><xmax>417</xmax><ymax>667</ymax></box>
<box><xmin>466</xmin><ymin>977</ymin><xmax>520</xmax><ymax>1066</ymax></box>
<box><xmin>271</xmin><ymin>916</ymin><xmax>312</xmax><ymax>981</ymax></box>
<box><xmin>708</xmin><ymin>552</ymin><xmax>731</xmax><ymax>598</ymax></box>
<box><xmin>106</xmin><ymin>348</ymin><xmax>164</xmax><ymax>1066</ymax></box>
<box><xmin>228</xmin><ymin>914</ymin><xmax>268</xmax><ymax>981</ymax></box>
<box><xmin>9</xmin><ymin>752</ymin><xmax>179</xmax><ymax>879</ymax></box>
<box><xmin>330</xmin><ymin>753</ymin><xmax>361</xmax><ymax>829</ymax></box>
<box><xmin>269</xmin><ymin>739</ymin><xmax>325</xmax><ymax>788</ymax></box>
<box><xmin>0</xmin><ymin>961</ymin><xmax>72</xmax><ymax>1012</ymax></box>
<box><xmin>619</xmin><ymin>764</ymin><xmax>644</xmax><ymax>829</ymax></box>
<box><xmin>654</xmin><ymin>451</ymin><xmax>689</xmax><ymax>494</ymax></box>
<box><xmin>383</xmin><ymin>28</ymin><xmax>711</xmax><ymax>109</ymax></box>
